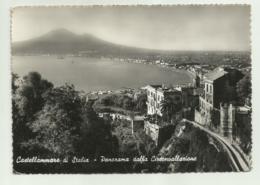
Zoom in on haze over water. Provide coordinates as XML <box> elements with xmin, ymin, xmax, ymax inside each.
<box><xmin>12</xmin><ymin>56</ymin><xmax>193</xmax><ymax>92</ymax></box>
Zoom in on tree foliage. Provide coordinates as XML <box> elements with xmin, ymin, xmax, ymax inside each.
<box><xmin>22</xmin><ymin>84</ymin><xmax>83</xmax><ymax>156</ymax></box>
<box><xmin>98</xmin><ymin>93</ymin><xmax>146</xmax><ymax>113</ymax></box>
<box><xmin>15</xmin><ymin>72</ymin><xmax>53</xmax><ymax>121</ymax></box>
<box><xmin>13</xmin><ymin>72</ymin><xmax>118</xmax><ymax>160</ymax></box>
<box><xmin>160</xmin><ymin>96</ymin><xmax>182</xmax><ymax>122</ymax></box>
<box><xmin>12</xmin><ymin>72</ymin><xmax>53</xmax><ymax>153</ymax></box>
<box><xmin>135</xmin><ymin>93</ymin><xmax>147</xmax><ymax>113</ymax></box>
<box><xmin>236</xmin><ymin>74</ymin><xmax>251</xmax><ymax>105</ymax></box>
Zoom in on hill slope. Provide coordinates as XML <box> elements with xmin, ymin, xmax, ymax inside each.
<box><xmin>12</xmin><ymin>29</ymin><xmax>161</xmax><ymax>56</ymax></box>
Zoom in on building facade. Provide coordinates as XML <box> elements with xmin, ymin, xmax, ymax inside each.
<box><xmin>144</xmin><ymin>119</ymin><xmax>175</xmax><ymax>146</ymax></box>
<box><xmin>220</xmin><ymin>103</ymin><xmax>235</xmax><ymax>140</ymax></box>
<box><xmin>146</xmin><ymin>85</ymin><xmax>182</xmax><ymax>116</ymax></box>
<box><xmin>196</xmin><ymin>67</ymin><xmax>244</xmax><ymax>125</ymax></box>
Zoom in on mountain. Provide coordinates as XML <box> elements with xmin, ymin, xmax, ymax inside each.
<box><xmin>12</xmin><ymin>29</ymin><xmax>162</xmax><ymax>56</ymax></box>
<box><xmin>12</xmin><ymin>29</ymin><xmax>251</xmax><ymax>66</ymax></box>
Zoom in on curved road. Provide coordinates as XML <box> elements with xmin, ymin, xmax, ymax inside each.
<box><xmin>182</xmin><ymin>119</ymin><xmax>250</xmax><ymax>172</ymax></box>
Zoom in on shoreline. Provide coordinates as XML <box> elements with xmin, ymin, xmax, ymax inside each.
<box><xmin>12</xmin><ymin>55</ymin><xmax>194</xmax><ymax>94</ymax></box>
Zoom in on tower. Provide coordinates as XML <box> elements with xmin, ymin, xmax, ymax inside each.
<box><xmin>193</xmin><ymin>75</ymin><xmax>200</xmax><ymax>88</ymax></box>
<box><xmin>220</xmin><ymin>103</ymin><xmax>235</xmax><ymax>140</ymax></box>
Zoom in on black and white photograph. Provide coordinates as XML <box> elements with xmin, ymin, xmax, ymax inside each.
<box><xmin>11</xmin><ymin>5</ymin><xmax>252</xmax><ymax>174</ymax></box>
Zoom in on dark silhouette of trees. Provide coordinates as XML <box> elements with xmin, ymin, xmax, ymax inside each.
<box><xmin>161</xmin><ymin>96</ymin><xmax>182</xmax><ymax>122</ymax></box>
<box><xmin>97</xmin><ymin>93</ymin><xmax>146</xmax><ymax>113</ymax></box>
<box><xmin>236</xmin><ymin>74</ymin><xmax>251</xmax><ymax>105</ymax></box>
<box><xmin>135</xmin><ymin>93</ymin><xmax>147</xmax><ymax>113</ymax></box>
<box><xmin>15</xmin><ymin>72</ymin><xmax>53</xmax><ymax>122</ymax></box>
<box><xmin>13</xmin><ymin>72</ymin><xmax>118</xmax><ymax>168</ymax></box>
<box><xmin>22</xmin><ymin>84</ymin><xmax>83</xmax><ymax>156</ymax></box>
<box><xmin>12</xmin><ymin>72</ymin><xmax>53</xmax><ymax>156</ymax></box>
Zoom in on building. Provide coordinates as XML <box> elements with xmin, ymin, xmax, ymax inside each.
<box><xmin>144</xmin><ymin>118</ymin><xmax>175</xmax><ymax>146</ymax></box>
<box><xmin>219</xmin><ymin>103</ymin><xmax>251</xmax><ymax>141</ymax></box>
<box><xmin>193</xmin><ymin>75</ymin><xmax>201</xmax><ymax>88</ymax></box>
<box><xmin>196</xmin><ymin>67</ymin><xmax>244</xmax><ymax>125</ymax></box>
<box><xmin>220</xmin><ymin>103</ymin><xmax>235</xmax><ymax>140</ymax></box>
<box><xmin>204</xmin><ymin>67</ymin><xmax>243</xmax><ymax>109</ymax></box>
<box><xmin>131</xmin><ymin>116</ymin><xmax>145</xmax><ymax>134</ymax></box>
<box><xmin>174</xmin><ymin>86</ymin><xmax>200</xmax><ymax>120</ymax></box>
<box><xmin>194</xmin><ymin>67</ymin><xmax>252</xmax><ymax>142</ymax></box>
<box><xmin>174</xmin><ymin>86</ymin><xmax>199</xmax><ymax>108</ymax></box>
<box><xmin>234</xmin><ymin>105</ymin><xmax>252</xmax><ymax>142</ymax></box>
<box><xmin>144</xmin><ymin>84</ymin><xmax>183</xmax><ymax>146</ymax></box>
<box><xmin>146</xmin><ymin>85</ymin><xmax>182</xmax><ymax>116</ymax></box>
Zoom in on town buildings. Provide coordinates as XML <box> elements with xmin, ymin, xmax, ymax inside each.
<box><xmin>144</xmin><ymin>84</ymin><xmax>199</xmax><ymax>145</ymax></box>
<box><xmin>146</xmin><ymin>85</ymin><xmax>182</xmax><ymax>116</ymax></box>
<box><xmin>196</xmin><ymin>67</ymin><xmax>244</xmax><ymax>125</ymax></box>
<box><xmin>194</xmin><ymin>67</ymin><xmax>252</xmax><ymax>142</ymax></box>
<box><xmin>144</xmin><ymin>85</ymin><xmax>181</xmax><ymax>145</ymax></box>
<box><xmin>144</xmin><ymin>66</ymin><xmax>251</xmax><ymax>145</ymax></box>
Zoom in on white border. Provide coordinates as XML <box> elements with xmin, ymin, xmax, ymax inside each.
<box><xmin>1</xmin><ymin>1</ymin><xmax>260</xmax><ymax>185</ymax></box>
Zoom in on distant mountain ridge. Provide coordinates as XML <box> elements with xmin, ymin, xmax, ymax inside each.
<box><xmin>12</xmin><ymin>29</ymin><xmax>163</xmax><ymax>56</ymax></box>
<box><xmin>12</xmin><ymin>29</ymin><xmax>251</xmax><ymax>66</ymax></box>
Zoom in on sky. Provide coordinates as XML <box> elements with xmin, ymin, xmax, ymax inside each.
<box><xmin>12</xmin><ymin>6</ymin><xmax>251</xmax><ymax>51</ymax></box>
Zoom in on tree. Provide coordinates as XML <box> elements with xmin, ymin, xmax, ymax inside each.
<box><xmin>12</xmin><ymin>73</ymin><xmax>19</xmax><ymax>94</ymax></box>
<box><xmin>100</xmin><ymin>95</ymin><xmax>115</xmax><ymax>106</ymax></box>
<box><xmin>135</xmin><ymin>93</ymin><xmax>147</xmax><ymax>113</ymax></box>
<box><xmin>13</xmin><ymin>72</ymin><xmax>119</xmax><ymax>172</ymax></box>
<box><xmin>78</xmin><ymin>101</ymin><xmax>118</xmax><ymax>158</ymax></box>
<box><xmin>15</xmin><ymin>72</ymin><xmax>53</xmax><ymax>121</ymax></box>
<box><xmin>21</xmin><ymin>84</ymin><xmax>118</xmax><ymax>158</ymax></box>
<box><xmin>12</xmin><ymin>72</ymin><xmax>53</xmax><ymax>156</ymax></box>
<box><xmin>12</xmin><ymin>73</ymin><xmax>20</xmax><ymax>125</ymax></box>
<box><xmin>122</xmin><ymin>97</ymin><xmax>134</xmax><ymax>110</ymax></box>
<box><xmin>236</xmin><ymin>74</ymin><xmax>251</xmax><ymax>105</ymax></box>
<box><xmin>223</xmin><ymin>81</ymin><xmax>237</xmax><ymax>103</ymax></box>
<box><xmin>160</xmin><ymin>96</ymin><xmax>182</xmax><ymax>122</ymax></box>
<box><xmin>22</xmin><ymin>84</ymin><xmax>83</xmax><ymax>156</ymax></box>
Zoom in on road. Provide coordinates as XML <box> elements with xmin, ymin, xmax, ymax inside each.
<box><xmin>182</xmin><ymin>119</ymin><xmax>250</xmax><ymax>172</ymax></box>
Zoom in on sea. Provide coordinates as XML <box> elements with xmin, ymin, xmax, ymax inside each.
<box><xmin>12</xmin><ymin>56</ymin><xmax>193</xmax><ymax>92</ymax></box>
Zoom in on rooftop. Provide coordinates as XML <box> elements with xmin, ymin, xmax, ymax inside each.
<box><xmin>204</xmin><ymin>67</ymin><xmax>228</xmax><ymax>81</ymax></box>
<box><xmin>150</xmin><ymin>84</ymin><xmax>163</xmax><ymax>89</ymax></box>
<box><xmin>146</xmin><ymin>84</ymin><xmax>181</xmax><ymax>94</ymax></box>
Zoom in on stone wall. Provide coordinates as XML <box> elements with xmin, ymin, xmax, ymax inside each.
<box><xmin>144</xmin><ymin>120</ymin><xmax>175</xmax><ymax>147</ymax></box>
<box><xmin>220</xmin><ymin>103</ymin><xmax>235</xmax><ymax>140</ymax></box>
<box><xmin>195</xmin><ymin>109</ymin><xmax>206</xmax><ymax>125</ymax></box>
<box><xmin>144</xmin><ymin>121</ymin><xmax>160</xmax><ymax>145</ymax></box>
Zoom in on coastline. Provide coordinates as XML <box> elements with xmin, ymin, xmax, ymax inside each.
<box><xmin>12</xmin><ymin>55</ymin><xmax>193</xmax><ymax>93</ymax></box>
